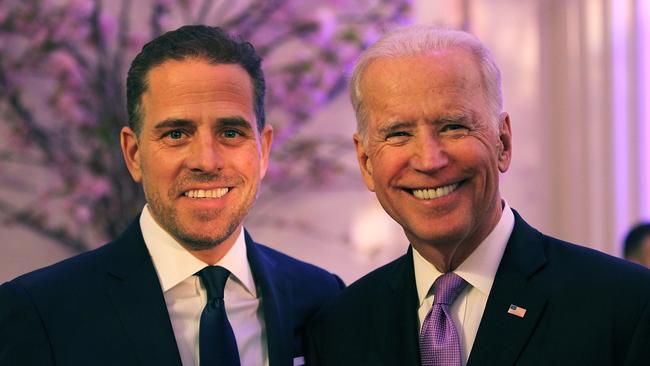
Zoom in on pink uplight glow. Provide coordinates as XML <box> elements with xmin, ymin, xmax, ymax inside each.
<box><xmin>638</xmin><ymin>0</ymin><xmax>650</xmax><ymax>220</ymax></box>
<box><xmin>611</xmin><ymin>0</ymin><xmax>631</xmax><ymax>243</ymax></box>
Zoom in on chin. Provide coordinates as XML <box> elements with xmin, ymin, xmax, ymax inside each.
<box><xmin>409</xmin><ymin>222</ymin><xmax>469</xmax><ymax>245</ymax></box>
<box><xmin>177</xmin><ymin>233</ymin><xmax>225</xmax><ymax>251</ymax></box>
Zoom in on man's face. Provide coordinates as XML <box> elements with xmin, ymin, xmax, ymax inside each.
<box><xmin>354</xmin><ymin>49</ymin><xmax>512</xmax><ymax>256</ymax></box>
<box><xmin>121</xmin><ymin>58</ymin><xmax>272</xmax><ymax>251</ymax></box>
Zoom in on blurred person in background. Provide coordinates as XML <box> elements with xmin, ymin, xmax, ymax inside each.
<box><xmin>306</xmin><ymin>25</ymin><xmax>650</xmax><ymax>366</ymax></box>
<box><xmin>0</xmin><ymin>25</ymin><xmax>343</xmax><ymax>366</ymax></box>
<box><xmin>624</xmin><ymin>222</ymin><xmax>650</xmax><ymax>268</ymax></box>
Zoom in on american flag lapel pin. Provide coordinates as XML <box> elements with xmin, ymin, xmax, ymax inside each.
<box><xmin>507</xmin><ymin>304</ymin><xmax>527</xmax><ymax>318</ymax></box>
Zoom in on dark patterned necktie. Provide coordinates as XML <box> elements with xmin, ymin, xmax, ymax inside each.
<box><xmin>197</xmin><ymin>266</ymin><xmax>241</xmax><ymax>366</ymax></box>
<box><xmin>419</xmin><ymin>272</ymin><xmax>468</xmax><ymax>366</ymax></box>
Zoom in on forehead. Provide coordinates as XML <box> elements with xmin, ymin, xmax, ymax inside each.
<box><xmin>141</xmin><ymin>58</ymin><xmax>254</xmax><ymax>124</ymax></box>
<box><xmin>146</xmin><ymin>58</ymin><xmax>252</xmax><ymax>94</ymax></box>
<box><xmin>360</xmin><ymin>49</ymin><xmax>486</xmax><ymax>125</ymax></box>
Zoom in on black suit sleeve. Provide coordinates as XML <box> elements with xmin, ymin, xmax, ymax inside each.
<box><xmin>0</xmin><ymin>281</ymin><xmax>54</xmax><ymax>366</ymax></box>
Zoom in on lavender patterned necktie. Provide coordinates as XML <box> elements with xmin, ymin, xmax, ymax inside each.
<box><xmin>419</xmin><ymin>272</ymin><xmax>468</xmax><ymax>366</ymax></box>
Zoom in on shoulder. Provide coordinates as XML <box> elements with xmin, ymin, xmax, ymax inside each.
<box><xmin>0</xmin><ymin>237</ymin><xmax>122</xmax><ymax>349</ymax></box>
<box><xmin>510</xmin><ymin>210</ymin><xmax>650</xmax><ymax>295</ymax></box>
<box><xmin>311</xmin><ymin>252</ymin><xmax>411</xmax><ymax>323</ymax></box>
<box><xmin>3</xmin><ymin>219</ymin><xmax>143</xmax><ymax>301</ymax></box>
<box><xmin>342</xmin><ymin>254</ymin><xmax>410</xmax><ymax>298</ymax></box>
<box><xmin>246</xmin><ymin>238</ymin><xmax>346</xmax><ymax>330</ymax></box>
<box><xmin>305</xmin><ymin>253</ymin><xmax>415</xmax><ymax>363</ymax></box>
<box><xmin>542</xmin><ymin>233</ymin><xmax>650</xmax><ymax>290</ymax></box>
<box><xmin>7</xmin><ymin>242</ymin><xmax>115</xmax><ymax>295</ymax></box>
<box><xmin>252</xmin><ymin>241</ymin><xmax>344</xmax><ymax>290</ymax></box>
<box><xmin>512</xmin><ymin>210</ymin><xmax>650</xmax><ymax>279</ymax></box>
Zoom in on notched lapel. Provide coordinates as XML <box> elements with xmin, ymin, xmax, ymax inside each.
<box><xmin>106</xmin><ymin>221</ymin><xmax>182</xmax><ymax>366</ymax></box>
<box><xmin>468</xmin><ymin>213</ymin><xmax>549</xmax><ymax>366</ymax></box>
<box><xmin>245</xmin><ymin>232</ymin><xmax>294</xmax><ymax>366</ymax></box>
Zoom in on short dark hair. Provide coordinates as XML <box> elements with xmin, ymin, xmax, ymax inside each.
<box><xmin>126</xmin><ymin>25</ymin><xmax>265</xmax><ymax>136</ymax></box>
<box><xmin>624</xmin><ymin>222</ymin><xmax>650</xmax><ymax>258</ymax></box>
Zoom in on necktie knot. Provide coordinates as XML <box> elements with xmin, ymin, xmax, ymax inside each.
<box><xmin>197</xmin><ymin>266</ymin><xmax>230</xmax><ymax>302</ymax></box>
<box><xmin>433</xmin><ymin>272</ymin><xmax>467</xmax><ymax>306</ymax></box>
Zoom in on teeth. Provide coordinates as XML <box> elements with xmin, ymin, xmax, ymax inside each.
<box><xmin>412</xmin><ymin>183</ymin><xmax>459</xmax><ymax>200</ymax></box>
<box><xmin>184</xmin><ymin>188</ymin><xmax>229</xmax><ymax>199</ymax></box>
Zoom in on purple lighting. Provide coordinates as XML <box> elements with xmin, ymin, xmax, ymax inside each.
<box><xmin>638</xmin><ymin>0</ymin><xmax>650</xmax><ymax>220</ymax></box>
<box><xmin>611</xmin><ymin>0</ymin><xmax>630</xmax><ymax>245</ymax></box>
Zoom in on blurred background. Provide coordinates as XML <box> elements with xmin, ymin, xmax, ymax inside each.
<box><xmin>1</xmin><ymin>0</ymin><xmax>648</xmax><ymax>284</ymax></box>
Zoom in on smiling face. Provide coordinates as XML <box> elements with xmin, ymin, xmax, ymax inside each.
<box><xmin>120</xmin><ymin>58</ymin><xmax>272</xmax><ymax>258</ymax></box>
<box><xmin>354</xmin><ymin>49</ymin><xmax>512</xmax><ymax>269</ymax></box>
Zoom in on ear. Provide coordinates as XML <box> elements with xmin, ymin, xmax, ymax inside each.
<box><xmin>496</xmin><ymin>112</ymin><xmax>513</xmax><ymax>173</ymax></box>
<box><xmin>353</xmin><ymin>133</ymin><xmax>375</xmax><ymax>192</ymax></box>
<box><xmin>258</xmin><ymin>124</ymin><xmax>274</xmax><ymax>179</ymax></box>
<box><xmin>120</xmin><ymin>126</ymin><xmax>142</xmax><ymax>182</ymax></box>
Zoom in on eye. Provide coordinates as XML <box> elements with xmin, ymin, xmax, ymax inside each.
<box><xmin>222</xmin><ymin>129</ymin><xmax>243</xmax><ymax>138</ymax></box>
<box><xmin>163</xmin><ymin>129</ymin><xmax>187</xmax><ymax>140</ymax></box>
<box><xmin>385</xmin><ymin>131</ymin><xmax>412</xmax><ymax>141</ymax></box>
<box><xmin>440</xmin><ymin>124</ymin><xmax>469</xmax><ymax>138</ymax></box>
<box><xmin>442</xmin><ymin>124</ymin><xmax>467</xmax><ymax>131</ymax></box>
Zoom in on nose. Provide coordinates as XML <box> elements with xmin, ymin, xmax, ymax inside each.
<box><xmin>186</xmin><ymin>133</ymin><xmax>224</xmax><ymax>173</ymax></box>
<box><xmin>410</xmin><ymin>133</ymin><xmax>449</xmax><ymax>172</ymax></box>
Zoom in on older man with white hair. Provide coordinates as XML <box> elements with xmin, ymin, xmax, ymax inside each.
<box><xmin>306</xmin><ymin>26</ymin><xmax>650</xmax><ymax>366</ymax></box>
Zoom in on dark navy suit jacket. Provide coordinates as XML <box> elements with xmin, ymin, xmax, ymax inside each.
<box><xmin>0</xmin><ymin>219</ymin><xmax>344</xmax><ymax>365</ymax></box>
<box><xmin>306</xmin><ymin>210</ymin><xmax>650</xmax><ymax>366</ymax></box>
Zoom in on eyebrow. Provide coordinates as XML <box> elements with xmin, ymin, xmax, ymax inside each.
<box><xmin>153</xmin><ymin>116</ymin><xmax>254</xmax><ymax>130</ymax></box>
<box><xmin>378</xmin><ymin>121</ymin><xmax>416</xmax><ymax>135</ymax></box>
<box><xmin>154</xmin><ymin>118</ymin><xmax>193</xmax><ymax>130</ymax></box>
<box><xmin>435</xmin><ymin>114</ymin><xmax>471</xmax><ymax>124</ymax></box>
<box><xmin>217</xmin><ymin>116</ymin><xmax>254</xmax><ymax>130</ymax></box>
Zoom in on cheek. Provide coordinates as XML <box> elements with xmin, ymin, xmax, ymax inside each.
<box><xmin>456</xmin><ymin>135</ymin><xmax>500</xmax><ymax>165</ymax></box>
<box><xmin>140</xmin><ymin>151</ymin><xmax>182</xmax><ymax>184</ymax></box>
<box><xmin>370</xmin><ymin>151</ymin><xmax>406</xmax><ymax>182</ymax></box>
<box><xmin>235</xmin><ymin>149</ymin><xmax>263</xmax><ymax>178</ymax></box>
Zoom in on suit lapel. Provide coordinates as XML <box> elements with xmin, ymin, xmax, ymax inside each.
<box><xmin>467</xmin><ymin>211</ymin><xmax>549</xmax><ymax>366</ymax></box>
<box><xmin>371</xmin><ymin>247</ymin><xmax>421</xmax><ymax>366</ymax></box>
<box><xmin>105</xmin><ymin>220</ymin><xmax>182</xmax><ymax>366</ymax></box>
<box><xmin>245</xmin><ymin>231</ymin><xmax>293</xmax><ymax>366</ymax></box>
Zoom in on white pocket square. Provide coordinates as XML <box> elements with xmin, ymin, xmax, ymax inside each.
<box><xmin>293</xmin><ymin>356</ymin><xmax>305</xmax><ymax>366</ymax></box>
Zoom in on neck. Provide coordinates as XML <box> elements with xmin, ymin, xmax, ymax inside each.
<box><xmin>411</xmin><ymin>202</ymin><xmax>504</xmax><ymax>273</ymax></box>
<box><xmin>412</xmin><ymin>239</ymin><xmax>478</xmax><ymax>273</ymax></box>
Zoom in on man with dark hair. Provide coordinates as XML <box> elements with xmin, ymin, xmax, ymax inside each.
<box><xmin>624</xmin><ymin>222</ymin><xmax>650</xmax><ymax>268</ymax></box>
<box><xmin>126</xmin><ymin>25</ymin><xmax>267</xmax><ymax>135</ymax></box>
<box><xmin>0</xmin><ymin>25</ymin><xmax>343</xmax><ymax>366</ymax></box>
<box><xmin>306</xmin><ymin>25</ymin><xmax>650</xmax><ymax>366</ymax></box>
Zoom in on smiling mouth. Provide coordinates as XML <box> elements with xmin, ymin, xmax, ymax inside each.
<box><xmin>410</xmin><ymin>183</ymin><xmax>459</xmax><ymax>200</ymax></box>
<box><xmin>183</xmin><ymin>188</ymin><xmax>230</xmax><ymax>199</ymax></box>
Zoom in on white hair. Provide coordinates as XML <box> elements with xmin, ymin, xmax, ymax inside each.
<box><xmin>350</xmin><ymin>25</ymin><xmax>503</xmax><ymax>137</ymax></box>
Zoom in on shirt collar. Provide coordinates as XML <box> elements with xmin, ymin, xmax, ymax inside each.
<box><xmin>140</xmin><ymin>205</ymin><xmax>257</xmax><ymax>297</ymax></box>
<box><xmin>413</xmin><ymin>201</ymin><xmax>515</xmax><ymax>305</ymax></box>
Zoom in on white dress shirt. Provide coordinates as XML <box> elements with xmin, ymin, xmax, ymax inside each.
<box><xmin>413</xmin><ymin>202</ymin><xmax>515</xmax><ymax>366</ymax></box>
<box><xmin>140</xmin><ymin>205</ymin><xmax>269</xmax><ymax>366</ymax></box>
